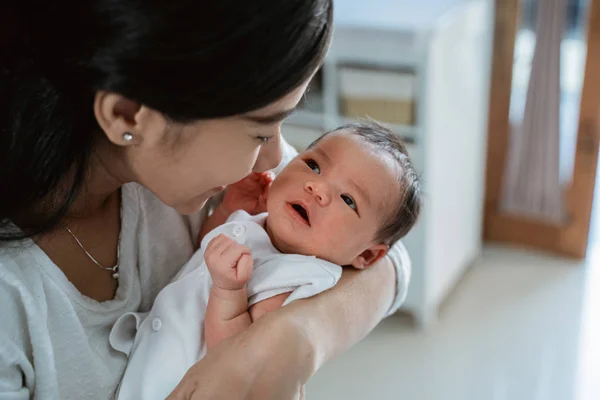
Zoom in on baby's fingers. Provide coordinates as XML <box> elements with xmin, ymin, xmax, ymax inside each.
<box><xmin>244</xmin><ymin>172</ymin><xmax>263</xmax><ymax>183</ymax></box>
<box><xmin>221</xmin><ymin>243</ymin><xmax>251</xmax><ymax>267</ymax></box>
<box><xmin>236</xmin><ymin>254</ymin><xmax>253</xmax><ymax>282</ymax></box>
<box><xmin>261</xmin><ymin>171</ymin><xmax>275</xmax><ymax>186</ymax></box>
<box><xmin>205</xmin><ymin>234</ymin><xmax>235</xmax><ymax>263</ymax></box>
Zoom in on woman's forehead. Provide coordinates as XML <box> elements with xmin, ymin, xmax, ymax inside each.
<box><xmin>244</xmin><ymin>78</ymin><xmax>313</xmax><ymax>120</ymax></box>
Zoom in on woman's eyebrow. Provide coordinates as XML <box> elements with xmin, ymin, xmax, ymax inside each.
<box><xmin>243</xmin><ymin>106</ymin><xmax>298</xmax><ymax>125</ymax></box>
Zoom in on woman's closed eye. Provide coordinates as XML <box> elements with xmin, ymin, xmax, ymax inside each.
<box><xmin>341</xmin><ymin>194</ymin><xmax>357</xmax><ymax>212</ymax></box>
<box><xmin>305</xmin><ymin>159</ymin><xmax>320</xmax><ymax>174</ymax></box>
<box><xmin>255</xmin><ymin>135</ymin><xmax>274</xmax><ymax>144</ymax></box>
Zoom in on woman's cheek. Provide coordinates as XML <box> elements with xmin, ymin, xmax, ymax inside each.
<box><xmin>222</xmin><ymin>155</ymin><xmax>258</xmax><ymax>185</ymax></box>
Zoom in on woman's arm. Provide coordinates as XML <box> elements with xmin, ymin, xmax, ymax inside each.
<box><xmin>281</xmin><ymin>255</ymin><xmax>398</xmax><ymax>368</ymax></box>
<box><xmin>168</xmin><ymin>309</ymin><xmax>315</xmax><ymax>400</ymax></box>
<box><xmin>0</xmin><ymin>335</ymin><xmax>33</xmax><ymax>399</ymax></box>
<box><xmin>0</xmin><ymin>282</ymin><xmax>37</xmax><ymax>399</ymax></box>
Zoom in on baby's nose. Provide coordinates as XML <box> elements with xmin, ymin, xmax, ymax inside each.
<box><xmin>304</xmin><ymin>181</ymin><xmax>331</xmax><ymax>205</ymax></box>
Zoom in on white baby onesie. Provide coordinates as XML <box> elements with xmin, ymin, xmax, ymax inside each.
<box><xmin>109</xmin><ymin>210</ymin><xmax>342</xmax><ymax>400</ymax></box>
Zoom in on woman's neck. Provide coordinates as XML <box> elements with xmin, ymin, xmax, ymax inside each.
<box><xmin>66</xmin><ymin>137</ymin><xmax>131</xmax><ymax>218</ymax></box>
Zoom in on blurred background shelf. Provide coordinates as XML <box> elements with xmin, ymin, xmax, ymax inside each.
<box><xmin>283</xmin><ymin>0</ymin><xmax>494</xmax><ymax>328</ymax></box>
<box><xmin>287</xmin><ymin>111</ymin><xmax>418</xmax><ymax>140</ymax></box>
<box><xmin>286</xmin><ymin>110</ymin><xmax>327</xmax><ymax>130</ymax></box>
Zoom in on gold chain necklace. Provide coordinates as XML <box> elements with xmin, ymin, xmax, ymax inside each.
<box><xmin>62</xmin><ymin>225</ymin><xmax>120</xmax><ymax>280</ymax></box>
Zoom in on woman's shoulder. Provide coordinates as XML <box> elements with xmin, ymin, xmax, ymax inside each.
<box><xmin>0</xmin><ymin>244</ymin><xmax>45</xmax><ymax>292</ymax></box>
<box><xmin>0</xmin><ymin>246</ymin><xmax>62</xmax><ymax>397</ymax></box>
<box><xmin>0</xmin><ymin>245</ymin><xmax>47</xmax><ymax>335</ymax></box>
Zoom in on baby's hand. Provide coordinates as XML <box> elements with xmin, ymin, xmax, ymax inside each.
<box><xmin>221</xmin><ymin>171</ymin><xmax>273</xmax><ymax>216</ymax></box>
<box><xmin>204</xmin><ymin>234</ymin><xmax>253</xmax><ymax>290</ymax></box>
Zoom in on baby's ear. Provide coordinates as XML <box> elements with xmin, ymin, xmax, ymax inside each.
<box><xmin>351</xmin><ymin>244</ymin><xmax>389</xmax><ymax>269</ymax></box>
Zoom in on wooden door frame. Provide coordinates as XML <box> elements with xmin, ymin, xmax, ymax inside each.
<box><xmin>484</xmin><ymin>0</ymin><xmax>600</xmax><ymax>258</ymax></box>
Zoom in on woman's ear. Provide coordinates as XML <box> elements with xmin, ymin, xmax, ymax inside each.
<box><xmin>93</xmin><ymin>91</ymin><xmax>167</xmax><ymax>147</ymax></box>
<box><xmin>94</xmin><ymin>91</ymin><xmax>141</xmax><ymax>145</ymax></box>
<box><xmin>351</xmin><ymin>244</ymin><xmax>389</xmax><ymax>269</ymax></box>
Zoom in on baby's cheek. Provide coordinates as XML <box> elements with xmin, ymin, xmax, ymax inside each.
<box><xmin>267</xmin><ymin>179</ymin><xmax>283</xmax><ymax>199</ymax></box>
<box><xmin>311</xmin><ymin>234</ymin><xmax>343</xmax><ymax>262</ymax></box>
<box><xmin>334</xmin><ymin>230</ymin><xmax>370</xmax><ymax>261</ymax></box>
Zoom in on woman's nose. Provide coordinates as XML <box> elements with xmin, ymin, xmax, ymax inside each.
<box><xmin>253</xmin><ymin>133</ymin><xmax>282</xmax><ymax>173</ymax></box>
<box><xmin>304</xmin><ymin>181</ymin><xmax>331</xmax><ymax>205</ymax></box>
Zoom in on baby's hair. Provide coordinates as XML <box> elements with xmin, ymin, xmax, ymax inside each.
<box><xmin>309</xmin><ymin>121</ymin><xmax>422</xmax><ymax>246</ymax></box>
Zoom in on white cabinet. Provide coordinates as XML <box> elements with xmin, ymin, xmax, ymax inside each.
<box><xmin>282</xmin><ymin>0</ymin><xmax>494</xmax><ymax>327</ymax></box>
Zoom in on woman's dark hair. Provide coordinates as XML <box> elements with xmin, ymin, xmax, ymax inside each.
<box><xmin>0</xmin><ymin>0</ymin><xmax>333</xmax><ymax>242</ymax></box>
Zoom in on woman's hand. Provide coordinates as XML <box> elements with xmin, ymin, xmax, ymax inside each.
<box><xmin>167</xmin><ymin>311</ymin><xmax>313</xmax><ymax>400</ymax></box>
<box><xmin>221</xmin><ymin>171</ymin><xmax>273</xmax><ymax>216</ymax></box>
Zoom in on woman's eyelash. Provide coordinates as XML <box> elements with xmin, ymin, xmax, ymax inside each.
<box><xmin>256</xmin><ymin>136</ymin><xmax>272</xmax><ymax>144</ymax></box>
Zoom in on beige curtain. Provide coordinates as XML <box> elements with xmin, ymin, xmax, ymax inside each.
<box><xmin>502</xmin><ymin>0</ymin><xmax>568</xmax><ymax>223</ymax></box>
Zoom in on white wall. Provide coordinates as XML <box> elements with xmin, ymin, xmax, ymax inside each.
<box><xmin>422</xmin><ymin>1</ymin><xmax>493</xmax><ymax>308</ymax></box>
<box><xmin>335</xmin><ymin>0</ymin><xmax>473</xmax><ymax>30</ymax></box>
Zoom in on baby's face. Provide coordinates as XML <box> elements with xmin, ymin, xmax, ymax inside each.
<box><xmin>266</xmin><ymin>131</ymin><xmax>399</xmax><ymax>268</ymax></box>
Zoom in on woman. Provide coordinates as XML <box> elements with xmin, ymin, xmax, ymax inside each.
<box><xmin>0</xmin><ymin>1</ymin><xmax>411</xmax><ymax>399</ymax></box>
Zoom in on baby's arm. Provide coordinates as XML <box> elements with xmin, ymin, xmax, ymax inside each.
<box><xmin>248</xmin><ymin>292</ymin><xmax>291</xmax><ymax>321</ymax></box>
<box><xmin>205</xmin><ymin>287</ymin><xmax>252</xmax><ymax>350</ymax></box>
<box><xmin>204</xmin><ymin>234</ymin><xmax>294</xmax><ymax>349</ymax></box>
<box><xmin>204</xmin><ymin>234</ymin><xmax>253</xmax><ymax>350</ymax></box>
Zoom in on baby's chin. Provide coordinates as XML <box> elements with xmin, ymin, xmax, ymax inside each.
<box><xmin>264</xmin><ymin>215</ymin><xmax>317</xmax><ymax>256</ymax></box>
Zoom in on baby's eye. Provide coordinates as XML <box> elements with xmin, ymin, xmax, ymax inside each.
<box><xmin>305</xmin><ymin>159</ymin><xmax>320</xmax><ymax>174</ymax></box>
<box><xmin>341</xmin><ymin>194</ymin><xmax>357</xmax><ymax>211</ymax></box>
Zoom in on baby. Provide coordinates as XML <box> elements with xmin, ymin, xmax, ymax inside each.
<box><xmin>110</xmin><ymin>121</ymin><xmax>422</xmax><ymax>400</ymax></box>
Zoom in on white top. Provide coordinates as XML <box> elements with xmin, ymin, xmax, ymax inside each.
<box><xmin>111</xmin><ymin>211</ymin><xmax>342</xmax><ymax>400</ymax></box>
<box><xmin>0</xmin><ymin>139</ymin><xmax>411</xmax><ymax>400</ymax></box>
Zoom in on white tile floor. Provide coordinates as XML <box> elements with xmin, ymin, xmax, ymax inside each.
<box><xmin>306</xmin><ymin>242</ymin><xmax>600</xmax><ymax>400</ymax></box>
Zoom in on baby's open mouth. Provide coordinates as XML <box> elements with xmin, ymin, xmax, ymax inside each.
<box><xmin>291</xmin><ymin>203</ymin><xmax>310</xmax><ymax>225</ymax></box>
